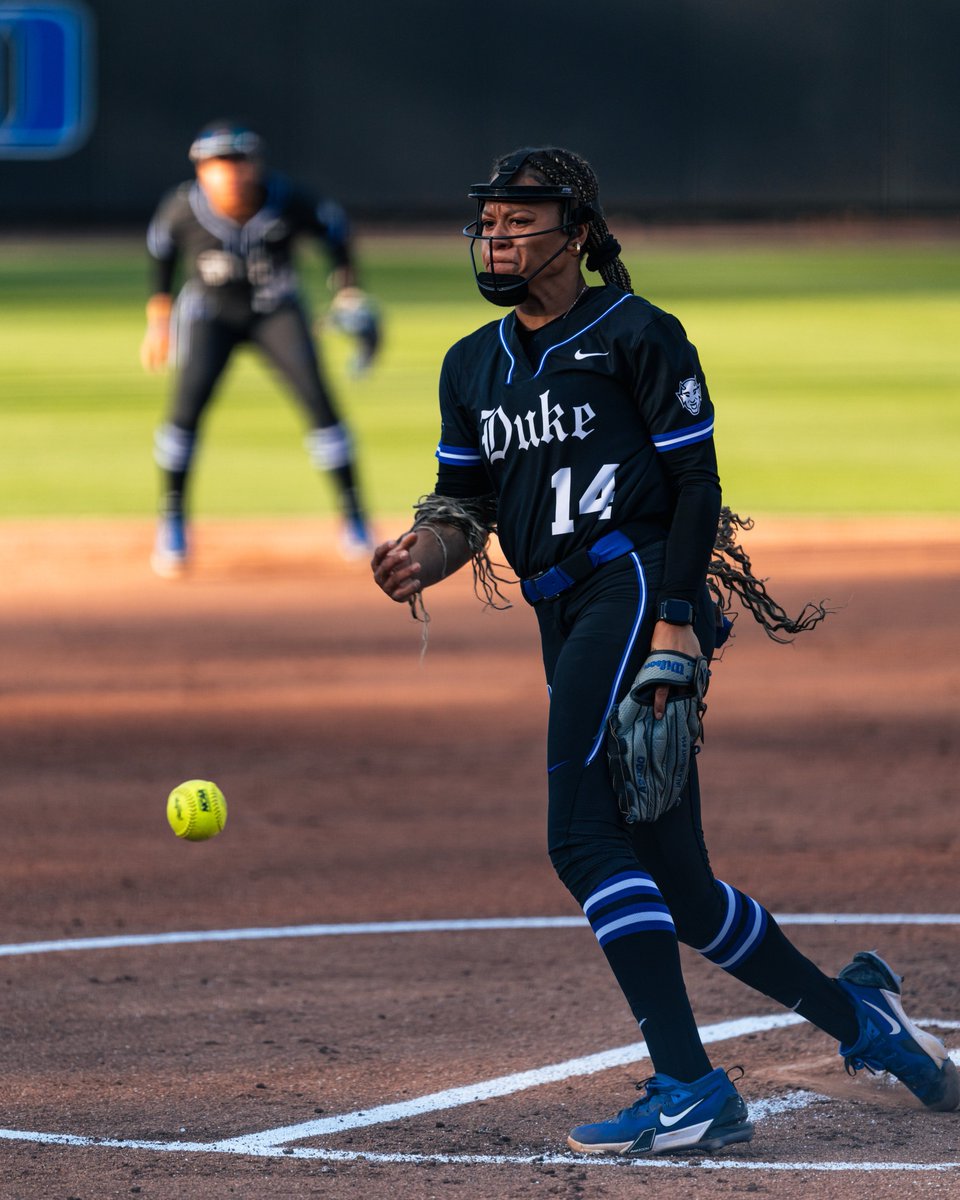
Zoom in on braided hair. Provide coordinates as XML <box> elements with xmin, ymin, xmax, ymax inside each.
<box><xmin>493</xmin><ymin>147</ymin><xmax>633</xmax><ymax>293</ymax></box>
<box><xmin>708</xmin><ymin>509</ymin><xmax>831</xmax><ymax>643</ymax></box>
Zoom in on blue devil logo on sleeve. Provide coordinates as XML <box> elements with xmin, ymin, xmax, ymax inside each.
<box><xmin>676</xmin><ymin>377</ymin><xmax>702</xmax><ymax>416</ymax></box>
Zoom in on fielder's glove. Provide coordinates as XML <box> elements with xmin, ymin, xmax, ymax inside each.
<box><xmin>607</xmin><ymin>650</ymin><xmax>710</xmax><ymax>824</ymax></box>
<box><xmin>326</xmin><ymin>287</ymin><xmax>381</xmax><ymax>376</ymax></box>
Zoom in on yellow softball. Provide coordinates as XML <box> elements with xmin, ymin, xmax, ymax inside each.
<box><xmin>166</xmin><ymin>779</ymin><xmax>227</xmax><ymax>841</ymax></box>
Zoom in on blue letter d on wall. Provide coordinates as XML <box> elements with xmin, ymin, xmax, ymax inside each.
<box><xmin>0</xmin><ymin>2</ymin><xmax>95</xmax><ymax>158</ymax></box>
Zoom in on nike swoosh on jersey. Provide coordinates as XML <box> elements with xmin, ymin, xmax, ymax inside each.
<box><xmin>573</xmin><ymin>349</ymin><xmax>609</xmax><ymax>360</ymax></box>
<box><xmin>659</xmin><ymin>1098</ymin><xmax>707</xmax><ymax>1128</ymax></box>
<box><xmin>862</xmin><ymin>998</ymin><xmax>901</xmax><ymax>1035</ymax></box>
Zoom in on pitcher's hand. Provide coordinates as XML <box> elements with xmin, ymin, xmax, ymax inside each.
<box><xmin>371</xmin><ymin>532</ymin><xmax>421</xmax><ymax>602</ymax></box>
<box><xmin>650</xmin><ymin>619</ymin><xmax>703</xmax><ymax>719</ymax></box>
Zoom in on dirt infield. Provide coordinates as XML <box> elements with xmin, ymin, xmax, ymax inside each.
<box><xmin>1</xmin><ymin>517</ymin><xmax>958</xmax><ymax>1199</ymax></box>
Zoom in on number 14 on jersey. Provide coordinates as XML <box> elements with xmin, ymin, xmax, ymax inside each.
<box><xmin>551</xmin><ymin>464</ymin><xmax>619</xmax><ymax>536</ymax></box>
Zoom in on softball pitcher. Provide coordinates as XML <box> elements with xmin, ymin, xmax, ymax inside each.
<box><xmin>372</xmin><ymin>146</ymin><xmax>957</xmax><ymax>1155</ymax></box>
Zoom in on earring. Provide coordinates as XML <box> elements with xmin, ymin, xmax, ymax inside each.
<box><xmin>574</xmin><ymin>242</ymin><xmax>581</xmax><ymax>253</ymax></box>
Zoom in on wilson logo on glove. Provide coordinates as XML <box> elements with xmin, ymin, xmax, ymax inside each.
<box><xmin>644</xmin><ymin>657</ymin><xmax>689</xmax><ymax>676</ymax></box>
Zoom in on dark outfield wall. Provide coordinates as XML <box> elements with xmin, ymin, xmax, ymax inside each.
<box><xmin>3</xmin><ymin>0</ymin><xmax>960</xmax><ymax>223</ymax></box>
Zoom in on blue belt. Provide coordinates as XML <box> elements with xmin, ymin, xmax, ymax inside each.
<box><xmin>520</xmin><ymin>531</ymin><xmax>635</xmax><ymax>604</ymax></box>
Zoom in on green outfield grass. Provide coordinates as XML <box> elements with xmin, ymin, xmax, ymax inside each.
<box><xmin>0</xmin><ymin>233</ymin><xmax>957</xmax><ymax>518</ymax></box>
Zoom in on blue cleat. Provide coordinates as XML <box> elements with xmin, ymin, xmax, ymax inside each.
<box><xmin>567</xmin><ymin>1066</ymin><xmax>753</xmax><ymax>1156</ymax></box>
<box><xmin>838</xmin><ymin>950</ymin><xmax>959</xmax><ymax>1112</ymax></box>
<box><xmin>151</xmin><ymin>512</ymin><xmax>188</xmax><ymax>578</ymax></box>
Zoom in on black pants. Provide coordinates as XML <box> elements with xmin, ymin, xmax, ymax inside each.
<box><xmin>538</xmin><ymin>545</ymin><xmax>721</xmax><ymax>930</ymax></box>
<box><xmin>169</xmin><ymin>294</ymin><xmax>339</xmax><ymax>433</ymax></box>
<box><xmin>535</xmin><ymin>544</ymin><xmax>857</xmax><ymax>1079</ymax></box>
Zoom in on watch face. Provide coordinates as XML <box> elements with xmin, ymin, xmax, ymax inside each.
<box><xmin>660</xmin><ymin>600</ymin><xmax>694</xmax><ymax>624</ymax></box>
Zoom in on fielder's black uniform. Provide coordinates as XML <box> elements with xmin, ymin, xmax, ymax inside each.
<box><xmin>432</xmin><ymin>284</ymin><xmax>857</xmax><ymax>1080</ymax></box>
<box><xmin>147</xmin><ymin>173</ymin><xmax>363</xmax><ymax>521</ymax></box>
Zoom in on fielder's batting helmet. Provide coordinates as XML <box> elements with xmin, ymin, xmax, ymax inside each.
<box><xmin>189</xmin><ymin>120</ymin><xmax>264</xmax><ymax>163</ymax></box>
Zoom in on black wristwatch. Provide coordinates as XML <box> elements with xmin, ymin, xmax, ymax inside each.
<box><xmin>657</xmin><ymin>598</ymin><xmax>694</xmax><ymax>625</ymax></box>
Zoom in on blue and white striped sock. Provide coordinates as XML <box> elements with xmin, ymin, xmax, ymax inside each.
<box><xmin>582</xmin><ymin>870</ymin><xmax>676</xmax><ymax>948</ymax></box>
<box><xmin>154</xmin><ymin>423</ymin><xmax>197</xmax><ymax>473</ymax></box>
<box><xmin>695</xmin><ymin>880</ymin><xmax>769</xmax><ymax>971</ymax></box>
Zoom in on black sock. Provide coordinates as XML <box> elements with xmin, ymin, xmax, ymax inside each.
<box><xmin>601</xmin><ymin>931</ymin><xmax>713</xmax><ymax>1082</ymax></box>
<box><xmin>581</xmin><ymin>870</ymin><xmax>712</xmax><ymax>1082</ymax></box>
<box><xmin>725</xmin><ymin>917</ymin><xmax>859</xmax><ymax>1044</ymax></box>
<box><xmin>695</xmin><ymin>884</ymin><xmax>858</xmax><ymax>1045</ymax></box>
<box><xmin>160</xmin><ymin>469</ymin><xmax>187</xmax><ymax>518</ymax></box>
<box><xmin>329</xmin><ymin>464</ymin><xmax>364</xmax><ymax>521</ymax></box>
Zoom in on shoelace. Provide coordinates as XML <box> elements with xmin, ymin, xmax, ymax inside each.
<box><xmin>622</xmin><ymin>1064</ymin><xmax>746</xmax><ymax>1116</ymax></box>
<box><xmin>605</xmin><ymin>1074</ymin><xmax>673</xmax><ymax>1120</ymax></box>
<box><xmin>621</xmin><ymin>1073</ymin><xmax>668</xmax><ymax>1116</ymax></box>
<box><xmin>844</xmin><ymin>1043</ymin><xmax>935</xmax><ymax>1090</ymax></box>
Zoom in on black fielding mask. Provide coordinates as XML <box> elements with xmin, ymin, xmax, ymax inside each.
<box><xmin>474</xmin><ymin>271</ymin><xmax>530</xmax><ymax>306</ymax></box>
<box><xmin>463</xmin><ymin>150</ymin><xmax>596</xmax><ymax>307</ymax></box>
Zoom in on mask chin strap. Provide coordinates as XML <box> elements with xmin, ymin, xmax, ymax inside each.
<box><xmin>474</xmin><ymin>267</ymin><xmax>528</xmax><ymax>307</ymax></box>
<box><xmin>464</xmin><ymin>153</ymin><xmax>596</xmax><ymax>308</ymax></box>
<box><xmin>473</xmin><ymin>239</ymin><xmax>574</xmax><ymax>307</ymax></box>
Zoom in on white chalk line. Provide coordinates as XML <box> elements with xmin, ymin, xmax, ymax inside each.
<box><xmin>0</xmin><ymin>1128</ymin><xmax>957</xmax><ymax>1173</ymax></box>
<box><xmin>2</xmin><ymin>919</ymin><xmax>958</xmax><ymax>1173</ymax></box>
<box><xmin>217</xmin><ymin>1013</ymin><xmax>805</xmax><ymax>1150</ymax></box>
<box><xmin>1</xmin><ymin>1089</ymin><xmax>958</xmax><ymax>1172</ymax></box>
<box><xmin>2</xmin><ymin>1025</ymin><xmax>959</xmax><ymax>1173</ymax></box>
<box><xmin>214</xmin><ymin>1028</ymin><xmax>960</xmax><ymax>1153</ymax></box>
<box><xmin>0</xmin><ymin>1093</ymin><xmax>814</xmax><ymax>1158</ymax></box>
<box><xmin>2</xmin><ymin>1124</ymin><xmax>959</xmax><ymax>1172</ymax></box>
<box><xmin>2</xmin><ymin>912</ymin><xmax>960</xmax><ymax>958</ymax></box>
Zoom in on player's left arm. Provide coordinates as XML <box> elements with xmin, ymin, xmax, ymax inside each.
<box><xmin>306</xmin><ymin>193</ymin><xmax>381</xmax><ymax>373</ymax></box>
<box><xmin>634</xmin><ymin>314</ymin><xmax>722</xmax><ymax>707</ymax></box>
<box><xmin>305</xmin><ymin>194</ymin><xmax>354</xmax><ymax>283</ymax></box>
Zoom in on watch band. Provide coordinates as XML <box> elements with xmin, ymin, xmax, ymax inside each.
<box><xmin>657</xmin><ymin>598</ymin><xmax>694</xmax><ymax>625</ymax></box>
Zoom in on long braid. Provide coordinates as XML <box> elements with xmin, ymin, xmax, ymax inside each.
<box><xmin>493</xmin><ymin>147</ymin><xmax>633</xmax><ymax>292</ymax></box>
<box><xmin>708</xmin><ymin>507</ymin><xmax>831</xmax><ymax>643</ymax></box>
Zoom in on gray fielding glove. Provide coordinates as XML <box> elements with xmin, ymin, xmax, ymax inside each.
<box><xmin>607</xmin><ymin>650</ymin><xmax>710</xmax><ymax>824</ymax></box>
<box><xmin>327</xmin><ymin>287</ymin><xmax>381</xmax><ymax>376</ymax></box>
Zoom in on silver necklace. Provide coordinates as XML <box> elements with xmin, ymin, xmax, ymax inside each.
<box><xmin>561</xmin><ymin>283</ymin><xmax>588</xmax><ymax>320</ymax></box>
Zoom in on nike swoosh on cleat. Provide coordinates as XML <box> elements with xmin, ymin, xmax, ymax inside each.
<box><xmin>863</xmin><ymin>998</ymin><xmax>901</xmax><ymax>1035</ymax></box>
<box><xmin>659</xmin><ymin>1099</ymin><xmax>707</xmax><ymax>1128</ymax></box>
<box><xmin>574</xmin><ymin>349</ymin><xmax>609</xmax><ymax>359</ymax></box>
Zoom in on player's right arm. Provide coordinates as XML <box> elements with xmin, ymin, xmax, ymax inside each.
<box><xmin>371</xmin><ymin>527</ymin><xmax>473</xmax><ymax>603</ymax></box>
<box><xmin>140</xmin><ymin>188</ymin><xmax>184</xmax><ymax>372</ymax></box>
<box><xmin>140</xmin><ymin>292</ymin><xmax>173</xmax><ymax>371</ymax></box>
<box><xmin>373</xmin><ymin>343</ymin><xmax>492</xmax><ymax>602</ymax></box>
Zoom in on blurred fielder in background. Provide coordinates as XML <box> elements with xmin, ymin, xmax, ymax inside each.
<box><xmin>140</xmin><ymin>119</ymin><xmax>380</xmax><ymax>576</ymax></box>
